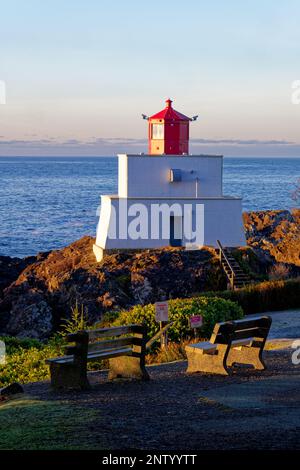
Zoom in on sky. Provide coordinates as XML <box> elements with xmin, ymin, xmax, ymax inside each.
<box><xmin>0</xmin><ymin>0</ymin><xmax>300</xmax><ymax>156</ymax></box>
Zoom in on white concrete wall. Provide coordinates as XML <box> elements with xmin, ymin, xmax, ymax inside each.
<box><xmin>95</xmin><ymin>195</ymin><xmax>113</xmax><ymax>248</ymax></box>
<box><xmin>95</xmin><ymin>196</ymin><xmax>245</xmax><ymax>251</ymax></box>
<box><xmin>118</xmin><ymin>154</ymin><xmax>223</xmax><ymax>198</ymax></box>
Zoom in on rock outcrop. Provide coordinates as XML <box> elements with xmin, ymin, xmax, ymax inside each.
<box><xmin>0</xmin><ymin>209</ymin><xmax>299</xmax><ymax>339</ymax></box>
<box><xmin>0</xmin><ymin>237</ymin><xmax>225</xmax><ymax>338</ymax></box>
<box><xmin>244</xmin><ymin>209</ymin><xmax>300</xmax><ymax>267</ymax></box>
<box><xmin>0</xmin><ymin>254</ymin><xmax>41</xmax><ymax>299</ymax></box>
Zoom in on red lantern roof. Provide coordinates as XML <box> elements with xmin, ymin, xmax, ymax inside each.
<box><xmin>149</xmin><ymin>99</ymin><xmax>191</xmax><ymax>121</ymax></box>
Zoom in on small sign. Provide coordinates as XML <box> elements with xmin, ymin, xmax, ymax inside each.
<box><xmin>155</xmin><ymin>301</ymin><xmax>169</xmax><ymax>322</ymax></box>
<box><xmin>190</xmin><ymin>315</ymin><xmax>203</xmax><ymax>329</ymax></box>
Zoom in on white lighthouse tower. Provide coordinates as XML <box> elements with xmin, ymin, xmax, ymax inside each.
<box><xmin>93</xmin><ymin>99</ymin><xmax>245</xmax><ymax>261</ymax></box>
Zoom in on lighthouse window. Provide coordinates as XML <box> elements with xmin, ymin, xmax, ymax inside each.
<box><xmin>180</xmin><ymin>123</ymin><xmax>188</xmax><ymax>140</ymax></box>
<box><xmin>152</xmin><ymin>123</ymin><xmax>164</xmax><ymax>139</ymax></box>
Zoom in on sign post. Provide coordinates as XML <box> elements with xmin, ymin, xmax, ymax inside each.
<box><xmin>189</xmin><ymin>315</ymin><xmax>203</xmax><ymax>339</ymax></box>
<box><xmin>155</xmin><ymin>301</ymin><xmax>169</xmax><ymax>349</ymax></box>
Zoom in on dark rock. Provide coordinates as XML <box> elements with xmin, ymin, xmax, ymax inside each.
<box><xmin>0</xmin><ymin>254</ymin><xmax>40</xmax><ymax>299</ymax></box>
<box><xmin>0</xmin><ymin>382</ymin><xmax>24</xmax><ymax>396</ymax></box>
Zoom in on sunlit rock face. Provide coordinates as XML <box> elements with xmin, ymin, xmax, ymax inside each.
<box><xmin>244</xmin><ymin>209</ymin><xmax>300</xmax><ymax>267</ymax></box>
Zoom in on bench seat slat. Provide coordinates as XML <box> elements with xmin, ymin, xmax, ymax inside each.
<box><xmin>186</xmin><ymin>342</ymin><xmax>217</xmax><ymax>354</ymax></box>
<box><xmin>186</xmin><ymin>338</ymin><xmax>253</xmax><ymax>355</ymax></box>
<box><xmin>212</xmin><ymin>327</ymin><xmax>269</xmax><ymax>344</ymax></box>
<box><xmin>87</xmin><ymin>347</ymin><xmax>132</xmax><ymax>361</ymax></box>
<box><xmin>46</xmin><ymin>347</ymin><xmax>133</xmax><ymax>365</ymax></box>
<box><xmin>217</xmin><ymin>316</ymin><xmax>271</xmax><ymax>330</ymax></box>
<box><xmin>87</xmin><ymin>336</ymin><xmax>141</xmax><ymax>353</ymax></box>
<box><xmin>231</xmin><ymin>327</ymin><xmax>268</xmax><ymax>342</ymax></box>
<box><xmin>87</xmin><ymin>324</ymin><xmax>143</xmax><ymax>340</ymax></box>
<box><xmin>211</xmin><ymin>317</ymin><xmax>271</xmax><ymax>343</ymax></box>
<box><xmin>46</xmin><ymin>355</ymin><xmax>73</xmax><ymax>364</ymax></box>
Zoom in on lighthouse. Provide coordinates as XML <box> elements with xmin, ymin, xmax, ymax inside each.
<box><xmin>148</xmin><ymin>98</ymin><xmax>191</xmax><ymax>155</ymax></box>
<box><xmin>93</xmin><ymin>99</ymin><xmax>245</xmax><ymax>261</ymax></box>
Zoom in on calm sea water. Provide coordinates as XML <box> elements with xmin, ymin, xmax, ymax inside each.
<box><xmin>0</xmin><ymin>156</ymin><xmax>299</xmax><ymax>258</ymax></box>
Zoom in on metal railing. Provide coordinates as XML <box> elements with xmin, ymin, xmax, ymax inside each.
<box><xmin>216</xmin><ymin>240</ymin><xmax>235</xmax><ymax>289</ymax></box>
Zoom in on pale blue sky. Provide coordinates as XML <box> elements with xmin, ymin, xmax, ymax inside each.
<box><xmin>0</xmin><ymin>0</ymin><xmax>300</xmax><ymax>155</ymax></box>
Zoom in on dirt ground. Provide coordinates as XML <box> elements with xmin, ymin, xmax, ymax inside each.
<box><xmin>19</xmin><ymin>348</ymin><xmax>300</xmax><ymax>451</ymax></box>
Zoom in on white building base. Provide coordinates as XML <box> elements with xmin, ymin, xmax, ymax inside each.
<box><xmin>93</xmin><ymin>244</ymin><xmax>104</xmax><ymax>262</ymax></box>
<box><xmin>94</xmin><ymin>154</ymin><xmax>246</xmax><ymax>261</ymax></box>
<box><xmin>94</xmin><ymin>196</ymin><xmax>245</xmax><ymax>259</ymax></box>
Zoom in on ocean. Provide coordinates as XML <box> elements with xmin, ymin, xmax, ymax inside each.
<box><xmin>0</xmin><ymin>156</ymin><xmax>299</xmax><ymax>258</ymax></box>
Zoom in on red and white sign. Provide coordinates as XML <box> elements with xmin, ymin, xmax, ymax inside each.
<box><xmin>190</xmin><ymin>315</ymin><xmax>203</xmax><ymax>329</ymax></box>
<box><xmin>155</xmin><ymin>301</ymin><xmax>169</xmax><ymax>322</ymax></box>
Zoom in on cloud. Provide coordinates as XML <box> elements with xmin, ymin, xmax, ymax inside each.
<box><xmin>191</xmin><ymin>138</ymin><xmax>295</xmax><ymax>145</ymax></box>
<box><xmin>0</xmin><ymin>136</ymin><xmax>299</xmax><ymax>157</ymax></box>
<box><xmin>0</xmin><ymin>137</ymin><xmax>296</xmax><ymax>147</ymax></box>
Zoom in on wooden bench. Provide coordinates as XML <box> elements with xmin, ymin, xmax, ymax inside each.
<box><xmin>185</xmin><ymin>316</ymin><xmax>272</xmax><ymax>375</ymax></box>
<box><xmin>46</xmin><ymin>324</ymin><xmax>149</xmax><ymax>390</ymax></box>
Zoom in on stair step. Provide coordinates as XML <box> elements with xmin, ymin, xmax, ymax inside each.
<box><xmin>218</xmin><ymin>243</ymin><xmax>251</xmax><ymax>289</ymax></box>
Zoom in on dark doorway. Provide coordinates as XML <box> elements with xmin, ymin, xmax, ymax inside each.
<box><xmin>170</xmin><ymin>215</ymin><xmax>182</xmax><ymax>247</ymax></box>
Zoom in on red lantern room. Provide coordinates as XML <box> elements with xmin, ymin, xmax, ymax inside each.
<box><xmin>146</xmin><ymin>99</ymin><xmax>197</xmax><ymax>156</ymax></box>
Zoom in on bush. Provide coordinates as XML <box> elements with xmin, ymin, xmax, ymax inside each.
<box><xmin>0</xmin><ymin>336</ymin><xmax>42</xmax><ymax>355</ymax></box>
<box><xmin>268</xmin><ymin>264</ymin><xmax>291</xmax><ymax>281</ymax></box>
<box><xmin>0</xmin><ymin>336</ymin><xmax>64</xmax><ymax>388</ymax></box>
<box><xmin>113</xmin><ymin>296</ymin><xmax>243</xmax><ymax>342</ymax></box>
<box><xmin>60</xmin><ymin>301</ymin><xmax>90</xmax><ymax>336</ymax></box>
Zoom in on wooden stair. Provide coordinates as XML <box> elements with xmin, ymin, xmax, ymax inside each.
<box><xmin>216</xmin><ymin>240</ymin><xmax>251</xmax><ymax>290</ymax></box>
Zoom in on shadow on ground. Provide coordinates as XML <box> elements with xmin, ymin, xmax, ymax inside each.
<box><xmin>0</xmin><ymin>349</ymin><xmax>299</xmax><ymax>450</ymax></box>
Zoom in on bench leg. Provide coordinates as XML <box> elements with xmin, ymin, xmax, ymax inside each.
<box><xmin>49</xmin><ymin>362</ymin><xmax>91</xmax><ymax>391</ymax></box>
<box><xmin>108</xmin><ymin>356</ymin><xmax>150</xmax><ymax>381</ymax></box>
<box><xmin>227</xmin><ymin>346</ymin><xmax>266</xmax><ymax>370</ymax></box>
<box><xmin>186</xmin><ymin>345</ymin><xmax>230</xmax><ymax>376</ymax></box>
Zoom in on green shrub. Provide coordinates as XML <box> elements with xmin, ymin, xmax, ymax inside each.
<box><xmin>60</xmin><ymin>301</ymin><xmax>90</xmax><ymax>336</ymax></box>
<box><xmin>113</xmin><ymin>296</ymin><xmax>243</xmax><ymax>341</ymax></box>
<box><xmin>0</xmin><ymin>336</ymin><xmax>42</xmax><ymax>355</ymax></box>
<box><xmin>0</xmin><ymin>340</ymin><xmax>64</xmax><ymax>388</ymax></box>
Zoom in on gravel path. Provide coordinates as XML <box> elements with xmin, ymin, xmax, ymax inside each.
<box><xmin>264</xmin><ymin>308</ymin><xmax>300</xmax><ymax>339</ymax></box>
<box><xmin>24</xmin><ymin>349</ymin><xmax>300</xmax><ymax>450</ymax></box>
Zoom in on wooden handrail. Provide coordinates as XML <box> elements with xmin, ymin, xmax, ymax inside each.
<box><xmin>146</xmin><ymin>322</ymin><xmax>173</xmax><ymax>350</ymax></box>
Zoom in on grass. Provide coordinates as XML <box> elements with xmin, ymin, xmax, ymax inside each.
<box><xmin>0</xmin><ymin>338</ymin><xmax>64</xmax><ymax>388</ymax></box>
<box><xmin>0</xmin><ymin>397</ymin><xmax>105</xmax><ymax>450</ymax></box>
<box><xmin>146</xmin><ymin>338</ymin><xmax>201</xmax><ymax>364</ymax></box>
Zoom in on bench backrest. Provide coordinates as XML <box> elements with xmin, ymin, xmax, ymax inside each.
<box><xmin>65</xmin><ymin>324</ymin><xmax>147</xmax><ymax>359</ymax></box>
<box><xmin>210</xmin><ymin>316</ymin><xmax>272</xmax><ymax>345</ymax></box>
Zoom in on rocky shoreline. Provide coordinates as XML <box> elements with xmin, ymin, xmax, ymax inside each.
<box><xmin>0</xmin><ymin>209</ymin><xmax>299</xmax><ymax>339</ymax></box>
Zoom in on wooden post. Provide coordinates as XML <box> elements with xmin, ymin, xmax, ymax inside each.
<box><xmin>160</xmin><ymin>321</ymin><xmax>168</xmax><ymax>349</ymax></box>
<box><xmin>155</xmin><ymin>301</ymin><xmax>169</xmax><ymax>351</ymax></box>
